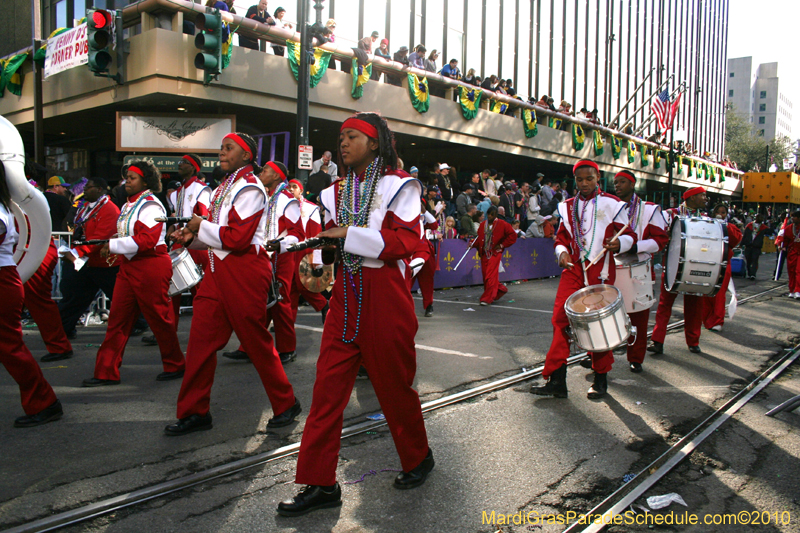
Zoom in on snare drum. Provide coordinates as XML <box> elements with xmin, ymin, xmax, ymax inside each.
<box><xmin>168</xmin><ymin>248</ymin><xmax>204</xmax><ymax>297</ymax></box>
<box><xmin>565</xmin><ymin>284</ymin><xmax>634</xmax><ymax>352</ymax></box>
<box><xmin>665</xmin><ymin>216</ymin><xmax>728</xmax><ymax>296</ymax></box>
<box><xmin>614</xmin><ymin>253</ymin><xmax>656</xmax><ymax>313</ymax></box>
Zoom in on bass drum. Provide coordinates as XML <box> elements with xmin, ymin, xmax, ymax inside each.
<box><xmin>665</xmin><ymin>216</ymin><xmax>727</xmax><ymax>296</ymax></box>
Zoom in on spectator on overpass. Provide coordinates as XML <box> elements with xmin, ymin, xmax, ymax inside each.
<box><xmin>271</xmin><ymin>8</ymin><xmax>292</xmax><ymax>55</ymax></box>
<box><xmin>238</xmin><ymin>0</ymin><xmax>274</xmax><ymax>51</ymax></box>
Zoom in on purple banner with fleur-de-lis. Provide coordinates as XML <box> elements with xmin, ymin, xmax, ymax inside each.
<box><xmin>431</xmin><ymin>237</ymin><xmax>562</xmax><ymax>289</ymax></box>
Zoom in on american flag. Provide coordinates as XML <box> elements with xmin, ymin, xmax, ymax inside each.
<box><xmin>651</xmin><ymin>89</ymin><xmax>682</xmax><ymax>130</ymax></box>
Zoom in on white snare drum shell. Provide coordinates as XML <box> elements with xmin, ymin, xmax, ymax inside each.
<box><xmin>565</xmin><ymin>285</ymin><xmax>632</xmax><ymax>352</ymax></box>
<box><xmin>615</xmin><ymin>254</ymin><xmax>655</xmax><ymax>313</ymax></box>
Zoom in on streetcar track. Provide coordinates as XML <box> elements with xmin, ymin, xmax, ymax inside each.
<box><xmin>1</xmin><ymin>283</ymin><xmax>786</xmax><ymax>533</ymax></box>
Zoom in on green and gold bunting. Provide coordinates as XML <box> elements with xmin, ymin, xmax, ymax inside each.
<box><xmin>222</xmin><ymin>24</ymin><xmax>237</xmax><ymax>69</ymax></box>
<box><xmin>688</xmin><ymin>158</ymin><xmax>694</xmax><ymax>177</ymax></box>
<box><xmin>593</xmin><ymin>130</ymin><xmax>604</xmax><ymax>156</ymax></box>
<box><xmin>718</xmin><ymin>165</ymin><xmax>725</xmax><ymax>183</ymax></box>
<box><xmin>522</xmin><ymin>108</ymin><xmax>538</xmax><ymax>138</ymax></box>
<box><xmin>458</xmin><ymin>86</ymin><xmax>483</xmax><ymax>120</ymax></box>
<box><xmin>627</xmin><ymin>141</ymin><xmax>636</xmax><ymax>163</ymax></box>
<box><xmin>489</xmin><ymin>100</ymin><xmax>508</xmax><ymax>114</ymax></box>
<box><xmin>640</xmin><ymin>145</ymin><xmax>650</xmax><ymax>167</ymax></box>
<box><xmin>350</xmin><ymin>58</ymin><xmax>372</xmax><ymax>99</ymax></box>
<box><xmin>34</xmin><ymin>27</ymin><xmax>69</xmax><ymax>66</ymax></box>
<box><xmin>611</xmin><ymin>136</ymin><xmax>621</xmax><ymax>159</ymax></box>
<box><xmin>676</xmin><ymin>155</ymin><xmax>683</xmax><ymax>174</ymax></box>
<box><xmin>704</xmin><ymin>163</ymin><xmax>714</xmax><ymax>182</ymax></box>
<box><xmin>572</xmin><ymin>124</ymin><xmax>585</xmax><ymax>151</ymax></box>
<box><xmin>407</xmin><ymin>73</ymin><xmax>429</xmax><ymax>113</ymax></box>
<box><xmin>286</xmin><ymin>40</ymin><xmax>333</xmax><ymax>88</ymax></box>
<box><xmin>654</xmin><ymin>150</ymin><xmax>662</xmax><ymax>169</ymax></box>
<box><xmin>0</xmin><ymin>54</ymin><xmax>27</xmax><ymax>97</ymax></box>
<box><xmin>553</xmin><ymin>118</ymin><xmax>563</xmax><ymax>129</ymax></box>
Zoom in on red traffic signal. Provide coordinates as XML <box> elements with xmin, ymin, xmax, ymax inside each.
<box><xmin>90</xmin><ymin>9</ymin><xmax>112</xmax><ymax>30</ymax></box>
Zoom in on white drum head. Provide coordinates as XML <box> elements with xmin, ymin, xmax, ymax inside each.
<box><xmin>566</xmin><ymin>285</ymin><xmax>620</xmax><ymax>314</ymax></box>
<box><xmin>665</xmin><ymin>218</ymin><xmax>683</xmax><ymax>290</ymax></box>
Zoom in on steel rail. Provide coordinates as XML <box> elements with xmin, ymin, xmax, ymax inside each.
<box><xmin>2</xmin><ymin>283</ymin><xmax>784</xmax><ymax>533</ymax></box>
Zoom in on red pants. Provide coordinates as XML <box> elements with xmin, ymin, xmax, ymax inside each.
<box><xmin>265</xmin><ymin>254</ymin><xmax>296</xmax><ymax>353</ymax></box>
<box><xmin>701</xmin><ymin>265</ymin><xmax>732</xmax><ymax>330</ymax></box>
<box><xmin>543</xmin><ymin>263</ymin><xmax>615</xmax><ymax>378</ymax></box>
<box><xmin>788</xmin><ymin>249</ymin><xmax>800</xmax><ymax>293</ymax></box>
<box><xmin>170</xmin><ymin>248</ymin><xmax>209</xmax><ymax>328</ymax></box>
<box><xmin>1</xmin><ymin>266</ymin><xmax>58</xmax><ymax>414</ymax></box>
<box><xmin>23</xmin><ymin>243</ymin><xmax>72</xmax><ymax>354</ymax></box>
<box><xmin>296</xmin><ymin>265</ymin><xmax>429</xmax><ymax>486</ymax></box>
<box><xmin>651</xmin><ymin>275</ymin><xmax>702</xmax><ymax>346</ymax></box>
<box><xmin>93</xmin><ymin>253</ymin><xmax>185</xmax><ymax>381</ymax></box>
<box><xmin>417</xmin><ymin>258</ymin><xmax>436</xmax><ymax>309</ymax></box>
<box><xmin>177</xmin><ymin>251</ymin><xmax>295</xmax><ymax>419</ymax></box>
<box><xmin>626</xmin><ymin>309</ymin><xmax>650</xmax><ymax>364</ymax></box>
<box><xmin>480</xmin><ymin>253</ymin><xmax>508</xmax><ymax>304</ymax></box>
<box><xmin>290</xmin><ymin>254</ymin><xmax>328</xmax><ymax>318</ymax></box>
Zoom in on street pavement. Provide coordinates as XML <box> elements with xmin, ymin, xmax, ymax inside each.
<box><xmin>1</xmin><ymin>253</ymin><xmax>798</xmax><ymax>533</ymax></box>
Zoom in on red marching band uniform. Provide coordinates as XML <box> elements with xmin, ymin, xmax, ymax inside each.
<box><xmin>407</xmin><ymin>210</ymin><xmax>440</xmax><ymax>312</ymax></box>
<box><xmin>618</xmin><ymin>187</ymin><xmax>669</xmax><ymax>366</ymax></box>
<box><xmin>471</xmin><ymin>215</ymin><xmax>517</xmax><ymax>305</ymax></box>
<box><xmin>291</xmin><ymin>194</ymin><xmax>329</xmax><ymax>317</ymax></box>
<box><xmin>90</xmin><ymin>189</ymin><xmax>185</xmax><ymax>382</ymax></box>
<box><xmin>700</xmin><ymin>217</ymin><xmax>742</xmax><ymax>329</ymax></box>
<box><xmin>168</xmin><ymin>168</ymin><xmax>211</xmax><ymax>325</ymax></box>
<box><xmin>544</xmin><ymin>181</ymin><xmax>636</xmax><ymax>378</ymax></box>
<box><xmin>775</xmin><ymin>216</ymin><xmax>800</xmax><ymax>296</ymax></box>
<box><xmin>23</xmin><ymin>242</ymin><xmax>73</xmax><ymax>357</ymax></box>
<box><xmin>175</xmin><ymin>162</ymin><xmax>296</xmax><ymax>421</ymax></box>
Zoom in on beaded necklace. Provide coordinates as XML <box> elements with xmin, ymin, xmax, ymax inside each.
<box><xmin>336</xmin><ymin>156</ymin><xmax>383</xmax><ymax>343</ymax></box>
<box><xmin>626</xmin><ymin>193</ymin><xmax>641</xmax><ymax>232</ymax></box>
<box><xmin>207</xmin><ymin>166</ymin><xmax>248</xmax><ymax>272</ymax></box>
<box><xmin>117</xmin><ymin>190</ymin><xmax>152</xmax><ymax>238</ymax></box>
<box><xmin>571</xmin><ymin>189</ymin><xmax>598</xmax><ymax>261</ymax></box>
<box><xmin>175</xmin><ymin>178</ymin><xmax>192</xmax><ymax>217</ymax></box>
<box><xmin>75</xmin><ymin>196</ymin><xmax>108</xmax><ymax>227</ymax></box>
<box><xmin>265</xmin><ymin>182</ymin><xmax>288</xmax><ymax>242</ymax></box>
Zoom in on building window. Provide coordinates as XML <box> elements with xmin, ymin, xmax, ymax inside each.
<box><xmin>759</xmin><ymin>117</ymin><xmax>765</xmax><ymax>124</ymax></box>
<box><xmin>758</xmin><ymin>129</ymin><xmax>765</xmax><ymax>136</ymax></box>
<box><xmin>729</xmin><ymin>72</ymin><xmax>734</xmax><ymax>78</ymax></box>
<box><xmin>728</xmin><ymin>89</ymin><xmax>734</xmax><ymax>97</ymax></box>
<box><xmin>760</xmin><ymin>104</ymin><xmax>766</xmax><ymax>111</ymax></box>
<box><xmin>760</xmin><ymin>91</ymin><xmax>767</xmax><ymax>99</ymax></box>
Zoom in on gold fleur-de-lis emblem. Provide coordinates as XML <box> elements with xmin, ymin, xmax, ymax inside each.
<box><xmin>531</xmin><ymin>249</ymin><xmax>538</xmax><ymax>266</ymax></box>
<box><xmin>443</xmin><ymin>251</ymin><xmax>455</xmax><ymax>271</ymax></box>
<box><xmin>473</xmin><ymin>250</ymin><xmax>481</xmax><ymax>270</ymax></box>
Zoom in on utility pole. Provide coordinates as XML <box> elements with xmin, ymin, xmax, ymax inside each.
<box><xmin>295</xmin><ymin>0</ymin><xmax>311</xmax><ymax>185</ymax></box>
<box><xmin>31</xmin><ymin>0</ymin><xmax>44</xmax><ymax>167</ymax></box>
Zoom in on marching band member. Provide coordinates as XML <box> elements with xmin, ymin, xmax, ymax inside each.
<box><xmin>612</xmin><ymin>170</ymin><xmax>669</xmax><ymax>373</ymax></box>
<box><xmin>530</xmin><ymin>159</ymin><xmax>636</xmax><ymax>399</ymax></box>
<box><xmin>278</xmin><ymin>113</ymin><xmax>432</xmax><ymax>517</ymax></box>
<box><xmin>82</xmin><ymin>161</ymin><xmax>186</xmax><ymax>387</ymax></box>
<box><xmin>142</xmin><ymin>154</ymin><xmax>211</xmax><ymax>346</ymax></box>
<box><xmin>700</xmin><ymin>204</ymin><xmax>742</xmax><ymax>331</ymax></box>
<box><xmin>774</xmin><ymin>209</ymin><xmax>800</xmax><ymax>299</ymax></box>
<box><xmin>223</xmin><ymin>161</ymin><xmax>304</xmax><ymax>364</ymax></box>
<box><xmin>408</xmin><ymin>201</ymin><xmax>440</xmax><ymax>317</ymax></box>
<box><xmin>471</xmin><ymin>205</ymin><xmax>517</xmax><ymax>306</ymax></box>
<box><xmin>57</xmin><ymin>178</ymin><xmax>121</xmax><ymax>346</ymax></box>
<box><xmin>648</xmin><ymin>187</ymin><xmax>708</xmax><ymax>355</ymax></box>
<box><xmin>1</xmin><ymin>162</ymin><xmax>62</xmax><ymax>427</ymax></box>
<box><xmin>287</xmin><ymin>179</ymin><xmax>329</xmax><ymax>324</ymax></box>
<box><xmin>167</xmin><ymin>134</ymin><xmax>299</xmax><ymax>435</ymax></box>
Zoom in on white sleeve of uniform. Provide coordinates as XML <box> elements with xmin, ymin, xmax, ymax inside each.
<box><xmin>279</xmin><ymin>200</ymin><xmax>302</xmax><ymax>254</ymax></box>
<box><xmin>637</xmin><ymin>206</ymin><xmax>667</xmax><ymax>254</ymax></box>
<box><xmin>109</xmin><ymin>202</ymin><xmax>164</xmax><ymax>255</ymax></box>
<box><xmin>612</xmin><ymin>203</ymin><xmax>634</xmax><ymax>254</ymax></box>
<box><xmin>196</xmin><ymin>187</ymin><xmax>212</xmax><ymax>213</ymax></box>
<box><xmin>554</xmin><ymin>202</ymin><xmax>570</xmax><ymax>258</ymax></box>
<box><xmin>198</xmin><ymin>185</ymin><xmax>265</xmax><ymax>249</ymax></box>
<box><xmin>168</xmin><ymin>191</ymin><xmax>178</xmax><ymax>215</ymax></box>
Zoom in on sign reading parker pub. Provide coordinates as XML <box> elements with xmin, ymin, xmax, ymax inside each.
<box><xmin>116</xmin><ymin>112</ymin><xmax>236</xmax><ymax>153</ymax></box>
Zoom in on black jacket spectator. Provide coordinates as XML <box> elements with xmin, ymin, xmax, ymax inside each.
<box><xmin>44</xmin><ymin>190</ymin><xmax>72</xmax><ymax>231</ymax></box>
<box><xmin>305</xmin><ymin>170</ymin><xmax>331</xmax><ymax>204</ymax></box>
<box><xmin>238</xmin><ymin>4</ymin><xmax>274</xmax><ymax>50</ymax></box>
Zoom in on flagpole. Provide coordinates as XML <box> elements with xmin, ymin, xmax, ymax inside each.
<box><xmin>668</xmin><ymin>121</ymin><xmax>675</xmax><ymax>209</ymax></box>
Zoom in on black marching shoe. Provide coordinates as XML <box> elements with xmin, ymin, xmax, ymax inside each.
<box><xmin>529</xmin><ymin>364</ymin><xmax>568</xmax><ymax>398</ymax></box>
<box><xmin>164</xmin><ymin>413</ymin><xmax>213</xmax><ymax>436</ymax></box>
<box><xmin>394</xmin><ymin>448</ymin><xmax>435</xmax><ymax>489</ymax></box>
<box><xmin>647</xmin><ymin>341</ymin><xmax>664</xmax><ymax>355</ymax></box>
<box><xmin>424</xmin><ymin>305</ymin><xmax>433</xmax><ymax>317</ymax></box>
<box><xmin>66</xmin><ymin>329</ymin><xmax>77</xmax><ymax>340</ymax></box>
<box><xmin>222</xmin><ymin>350</ymin><xmax>250</xmax><ymax>361</ymax></box>
<box><xmin>156</xmin><ymin>370</ymin><xmax>185</xmax><ymax>381</ymax></box>
<box><xmin>82</xmin><ymin>377</ymin><xmax>120</xmax><ymax>387</ymax></box>
<box><xmin>14</xmin><ymin>400</ymin><xmax>63</xmax><ymax>428</ymax></box>
<box><xmin>321</xmin><ymin>303</ymin><xmax>329</xmax><ymax>325</ymax></box>
<box><xmin>130</xmin><ymin>327</ymin><xmax>147</xmax><ymax>337</ymax></box>
<box><xmin>579</xmin><ymin>358</ymin><xmax>593</xmax><ymax>369</ymax></box>
<box><xmin>688</xmin><ymin>345</ymin><xmax>702</xmax><ymax>354</ymax></box>
<box><xmin>267</xmin><ymin>398</ymin><xmax>302</xmax><ymax>428</ymax></box>
<box><xmin>279</xmin><ymin>351</ymin><xmax>297</xmax><ymax>364</ymax></box>
<box><xmin>587</xmin><ymin>372</ymin><xmax>608</xmax><ymax>399</ymax></box>
<box><xmin>141</xmin><ymin>334</ymin><xmax>158</xmax><ymax>346</ymax></box>
<box><xmin>41</xmin><ymin>350</ymin><xmax>73</xmax><ymax>362</ymax></box>
<box><xmin>277</xmin><ymin>484</ymin><xmax>342</xmax><ymax>517</ymax></box>
<box><xmin>629</xmin><ymin>362</ymin><xmax>643</xmax><ymax>374</ymax></box>
<box><xmin>356</xmin><ymin>366</ymin><xmax>369</xmax><ymax>380</ymax></box>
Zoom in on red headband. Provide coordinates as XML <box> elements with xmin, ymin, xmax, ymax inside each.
<box><xmin>616</xmin><ymin>170</ymin><xmax>636</xmax><ymax>183</ymax></box>
<box><xmin>128</xmin><ymin>166</ymin><xmax>144</xmax><ymax>178</ymax></box>
<box><xmin>289</xmin><ymin>179</ymin><xmax>303</xmax><ymax>191</ymax></box>
<box><xmin>573</xmin><ymin>159</ymin><xmax>600</xmax><ymax>174</ymax></box>
<box><xmin>182</xmin><ymin>155</ymin><xmax>201</xmax><ymax>173</ymax></box>
<box><xmin>223</xmin><ymin>133</ymin><xmax>253</xmax><ymax>157</ymax></box>
<box><xmin>266</xmin><ymin>161</ymin><xmax>286</xmax><ymax>181</ymax></box>
<box><xmin>683</xmin><ymin>186</ymin><xmax>706</xmax><ymax>200</ymax></box>
<box><xmin>341</xmin><ymin>117</ymin><xmax>379</xmax><ymax>139</ymax></box>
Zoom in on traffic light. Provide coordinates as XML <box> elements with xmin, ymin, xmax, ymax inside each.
<box><xmin>87</xmin><ymin>8</ymin><xmax>113</xmax><ymax>74</ymax></box>
<box><xmin>194</xmin><ymin>9</ymin><xmax>223</xmax><ymax>86</ymax></box>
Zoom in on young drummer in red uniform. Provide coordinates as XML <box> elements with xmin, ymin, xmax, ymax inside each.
<box><xmin>648</xmin><ymin>186</ymin><xmax>708</xmax><ymax>355</ymax></box>
<box><xmin>82</xmin><ymin>161</ymin><xmax>186</xmax><ymax>387</ymax></box>
<box><xmin>222</xmin><ymin>160</ymin><xmax>305</xmax><ymax>363</ymax></box>
<box><xmin>774</xmin><ymin>210</ymin><xmax>800</xmax><ymax>299</ymax></box>
<box><xmin>472</xmin><ymin>205</ymin><xmax>517</xmax><ymax>306</ymax></box>
<box><xmin>278</xmin><ymin>113</ymin><xmax>432</xmax><ymax>517</ymax></box>
<box><xmin>167</xmin><ymin>134</ymin><xmax>299</xmax><ymax>435</ymax></box>
<box><xmin>0</xmin><ymin>163</ymin><xmax>63</xmax><ymax>427</ymax></box>
<box><xmin>287</xmin><ymin>178</ymin><xmax>330</xmax><ymax>324</ymax></box>
<box><xmin>700</xmin><ymin>204</ymin><xmax>742</xmax><ymax>331</ymax></box>
<box><xmin>612</xmin><ymin>170</ymin><xmax>669</xmax><ymax>373</ymax></box>
<box><xmin>530</xmin><ymin>160</ymin><xmax>636</xmax><ymax>399</ymax></box>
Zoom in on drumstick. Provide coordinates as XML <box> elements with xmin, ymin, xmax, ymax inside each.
<box><xmin>583</xmin><ymin>226</ymin><xmax>627</xmax><ymax>271</ymax></box>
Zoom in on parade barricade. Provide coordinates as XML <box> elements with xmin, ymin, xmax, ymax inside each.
<box><xmin>431</xmin><ymin>237</ymin><xmax>562</xmax><ymax>289</ymax></box>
